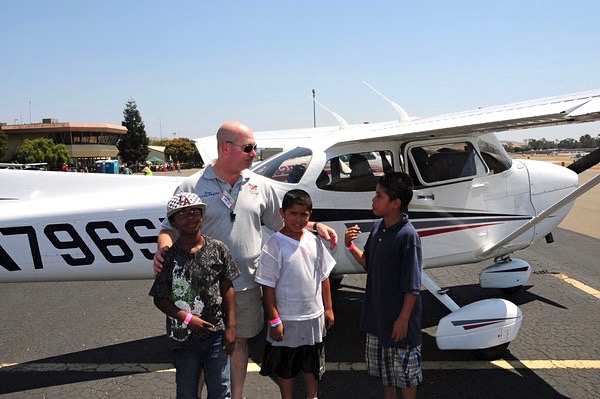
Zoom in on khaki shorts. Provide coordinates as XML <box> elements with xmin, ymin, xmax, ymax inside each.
<box><xmin>235</xmin><ymin>287</ymin><xmax>264</xmax><ymax>338</ymax></box>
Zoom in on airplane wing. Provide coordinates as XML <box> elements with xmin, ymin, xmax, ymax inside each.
<box><xmin>292</xmin><ymin>89</ymin><xmax>600</xmax><ymax>149</ymax></box>
<box><xmin>191</xmin><ymin>89</ymin><xmax>600</xmax><ymax>156</ymax></box>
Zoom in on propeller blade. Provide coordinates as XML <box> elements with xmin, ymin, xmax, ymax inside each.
<box><xmin>567</xmin><ymin>148</ymin><xmax>600</xmax><ymax>174</ymax></box>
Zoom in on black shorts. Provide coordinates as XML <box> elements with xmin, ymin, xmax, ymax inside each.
<box><xmin>259</xmin><ymin>341</ymin><xmax>325</xmax><ymax>380</ymax></box>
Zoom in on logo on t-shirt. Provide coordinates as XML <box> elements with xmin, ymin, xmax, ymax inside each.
<box><xmin>248</xmin><ymin>184</ymin><xmax>259</xmax><ymax>195</ymax></box>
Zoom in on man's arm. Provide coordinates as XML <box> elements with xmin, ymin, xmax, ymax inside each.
<box><xmin>309</xmin><ymin>221</ymin><xmax>339</xmax><ymax>250</ymax></box>
<box><xmin>153</xmin><ymin>229</ymin><xmax>177</xmax><ymax>274</ymax></box>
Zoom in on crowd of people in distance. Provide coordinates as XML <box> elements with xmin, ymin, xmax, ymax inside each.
<box><xmin>57</xmin><ymin>160</ymin><xmax>191</xmax><ymax>175</ymax></box>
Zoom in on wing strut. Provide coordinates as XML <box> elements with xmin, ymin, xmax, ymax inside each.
<box><xmin>478</xmin><ymin>173</ymin><xmax>600</xmax><ymax>258</ymax></box>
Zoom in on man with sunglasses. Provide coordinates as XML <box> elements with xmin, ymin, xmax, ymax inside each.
<box><xmin>154</xmin><ymin>121</ymin><xmax>338</xmax><ymax>399</ymax></box>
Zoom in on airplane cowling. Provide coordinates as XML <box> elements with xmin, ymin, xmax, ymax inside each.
<box><xmin>436</xmin><ymin>298</ymin><xmax>522</xmax><ymax>350</ymax></box>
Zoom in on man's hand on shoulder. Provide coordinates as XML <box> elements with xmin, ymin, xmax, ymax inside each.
<box><xmin>317</xmin><ymin>222</ymin><xmax>338</xmax><ymax>249</ymax></box>
<box><xmin>153</xmin><ymin>246</ymin><xmax>169</xmax><ymax>274</ymax></box>
<box><xmin>154</xmin><ymin>229</ymin><xmax>176</xmax><ymax>274</ymax></box>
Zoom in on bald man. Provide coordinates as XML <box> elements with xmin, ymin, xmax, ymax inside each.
<box><xmin>154</xmin><ymin>121</ymin><xmax>338</xmax><ymax>399</ymax></box>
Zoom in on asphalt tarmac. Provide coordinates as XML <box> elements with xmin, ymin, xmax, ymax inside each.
<box><xmin>0</xmin><ymin>171</ymin><xmax>598</xmax><ymax>398</ymax></box>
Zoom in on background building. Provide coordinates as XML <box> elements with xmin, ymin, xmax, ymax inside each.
<box><xmin>1</xmin><ymin>119</ymin><xmax>127</xmax><ymax>170</ymax></box>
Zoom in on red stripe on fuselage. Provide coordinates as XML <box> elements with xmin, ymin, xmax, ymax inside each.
<box><xmin>418</xmin><ymin>223</ymin><xmax>501</xmax><ymax>237</ymax></box>
<box><xmin>462</xmin><ymin>320</ymin><xmax>504</xmax><ymax>330</ymax></box>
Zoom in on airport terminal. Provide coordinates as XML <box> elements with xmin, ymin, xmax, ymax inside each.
<box><xmin>0</xmin><ymin>119</ymin><xmax>127</xmax><ymax>170</ymax></box>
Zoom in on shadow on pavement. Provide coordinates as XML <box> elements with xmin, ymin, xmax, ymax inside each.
<box><xmin>0</xmin><ymin>336</ymin><xmax>172</xmax><ymax>394</ymax></box>
<box><xmin>0</xmin><ymin>280</ymin><xmax>571</xmax><ymax>398</ymax></box>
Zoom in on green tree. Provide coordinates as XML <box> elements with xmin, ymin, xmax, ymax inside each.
<box><xmin>557</xmin><ymin>138</ymin><xmax>578</xmax><ymax>149</ymax></box>
<box><xmin>14</xmin><ymin>138</ymin><xmax>69</xmax><ymax>170</ymax></box>
<box><xmin>0</xmin><ymin>127</ymin><xmax>7</xmax><ymax>160</ymax></box>
<box><xmin>579</xmin><ymin>134</ymin><xmax>595</xmax><ymax>148</ymax></box>
<box><xmin>118</xmin><ymin>99</ymin><xmax>149</xmax><ymax>170</ymax></box>
<box><xmin>527</xmin><ymin>138</ymin><xmax>555</xmax><ymax>150</ymax></box>
<box><xmin>164</xmin><ymin>137</ymin><xmax>203</xmax><ymax>167</ymax></box>
<box><xmin>149</xmin><ymin>138</ymin><xmax>170</xmax><ymax>146</ymax></box>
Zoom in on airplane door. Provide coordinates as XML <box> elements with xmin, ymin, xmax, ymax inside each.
<box><xmin>405</xmin><ymin>140</ymin><xmax>535</xmax><ymax>267</ymax></box>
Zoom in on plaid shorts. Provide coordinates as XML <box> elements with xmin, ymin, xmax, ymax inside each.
<box><xmin>365</xmin><ymin>333</ymin><xmax>423</xmax><ymax>389</ymax></box>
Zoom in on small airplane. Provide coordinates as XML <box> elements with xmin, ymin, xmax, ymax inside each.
<box><xmin>0</xmin><ymin>162</ymin><xmax>48</xmax><ymax>170</ymax></box>
<box><xmin>1</xmin><ymin>87</ymin><xmax>599</xmax><ymax>357</ymax></box>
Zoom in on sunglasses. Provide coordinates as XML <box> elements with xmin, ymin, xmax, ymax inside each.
<box><xmin>226</xmin><ymin>141</ymin><xmax>257</xmax><ymax>153</ymax></box>
<box><xmin>174</xmin><ymin>208</ymin><xmax>204</xmax><ymax>220</ymax></box>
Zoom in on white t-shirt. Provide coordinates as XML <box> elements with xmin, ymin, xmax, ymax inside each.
<box><xmin>255</xmin><ymin>230</ymin><xmax>336</xmax><ymax>321</ymax></box>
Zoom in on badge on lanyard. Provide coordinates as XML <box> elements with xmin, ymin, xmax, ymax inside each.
<box><xmin>220</xmin><ymin>191</ymin><xmax>237</xmax><ymax>222</ymax></box>
<box><xmin>220</xmin><ymin>191</ymin><xmax>234</xmax><ymax>209</ymax></box>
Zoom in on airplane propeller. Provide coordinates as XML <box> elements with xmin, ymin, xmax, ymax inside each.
<box><xmin>567</xmin><ymin>148</ymin><xmax>600</xmax><ymax>174</ymax></box>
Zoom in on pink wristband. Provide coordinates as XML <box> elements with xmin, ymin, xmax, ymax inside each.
<box><xmin>269</xmin><ymin>317</ymin><xmax>281</xmax><ymax>326</ymax></box>
<box><xmin>347</xmin><ymin>242</ymin><xmax>357</xmax><ymax>251</ymax></box>
<box><xmin>183</xmin><ymin>312</ymin><xmax>193</xmax><ymax>326</ymax></box>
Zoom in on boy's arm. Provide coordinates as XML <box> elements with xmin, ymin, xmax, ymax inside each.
<box><xmin>344</xmin><ymin>225</ymin><xmax>366</xmax><ymax>268</ymax></box>
<box><xmin>153</xmin><ymin>297</ymin><xmax>215</xmax><ymax>332</ymax></box>
<box><xmin>321</xmin><ymin>278</ymin><xmax>334</xmax><ymax>330</ymax></box>
<box><xmin>219</xmin><ymin>280</ymin><xmax>236</xmax><ymax>355</ymax></box>
<box><xmin>390</xmin><ymin>293</ymin><xmax>417</xmax><ymax>342</ymax></box>
<box><xmin>262</xmin><ymin>285</ymin><xmax>284</xmax><ymax>341</ymax></box>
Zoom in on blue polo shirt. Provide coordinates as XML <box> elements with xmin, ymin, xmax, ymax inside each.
<box><xmin>360</xmin><ymin>215</ymin><xmax>423</xmax><ymax>348</ymax></box>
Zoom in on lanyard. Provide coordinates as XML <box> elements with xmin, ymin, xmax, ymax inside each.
<box><xmin>216</xmin><ymin>180</ymin><xmax>240</xmax><ymax>222</ymax></box>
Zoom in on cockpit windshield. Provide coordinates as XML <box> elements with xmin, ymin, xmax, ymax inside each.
<box><xmin>251</xmin><ymin>147</ymin><xmax>312</xmax><ymax>183</ymax></box>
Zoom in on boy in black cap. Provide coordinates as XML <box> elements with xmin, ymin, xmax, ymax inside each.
<box><xmin>150</xmin><ymin>192</ymin><xmax>239</xmax><ymax>399</ymax></box>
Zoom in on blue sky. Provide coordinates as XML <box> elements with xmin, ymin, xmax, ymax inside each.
<box><xmin>3</xmin><ymin>1</ymin><xmax>600</xmax><ymax>142</ymax></box>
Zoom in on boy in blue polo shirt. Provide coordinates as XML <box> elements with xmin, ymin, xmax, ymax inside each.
<box><xmin>344</xmin><ymin>172</ymin><xmax>423</xmax><ymax>399</ymax></box>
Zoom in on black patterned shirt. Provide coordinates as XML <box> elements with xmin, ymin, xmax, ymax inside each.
<box><xmin>149</xmin><ymin>235</ymin><xmax>239</xmax><ymax>348</ymax></box>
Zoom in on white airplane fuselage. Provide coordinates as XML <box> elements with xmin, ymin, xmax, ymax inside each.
<box><xmin>0</xmin><ymin>134</ymin><xmax>578</xmax><ymax>283</ymax></box>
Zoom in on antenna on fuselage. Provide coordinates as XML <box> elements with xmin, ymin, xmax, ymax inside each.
<box><xmin>363</xmin><ymin>81</ymin><xmax>409</xmax><ymax>121</ymax></box>
<box><xmin>308</xmin><ymin>95</ymin><xmax>348</xmax><ymax>129</ymax></box>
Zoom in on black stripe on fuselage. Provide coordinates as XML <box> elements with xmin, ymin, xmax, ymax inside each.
<box><xmin>311</xmin><ymin>208</ymin><xmax>532</xmax><ymax>234</ymax></box>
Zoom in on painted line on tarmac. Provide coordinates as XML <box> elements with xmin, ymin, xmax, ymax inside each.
<box><xmin>555</xmin><ymin>273</ymin><xmax>600</xmax><ymax>299</ymax></box>
<box><xmin>2</xmin><ymin>360</ymin><xmax>600</xmax><ymax>373</ymax></box>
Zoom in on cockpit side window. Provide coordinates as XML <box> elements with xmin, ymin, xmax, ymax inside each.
<box><xmin>318</xmin><ymin>150</ymin><xmax>394</xmax><ymax>192</ymax></box>
<box><xmin>251</xmin><ymin>147</ymin><xmax>312</xmax><ymax>183</ymax></box>
<box><xmin>408</xmin><ymin>141</ymin><xmax>487</xmax><ymax>185</ymax></box>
